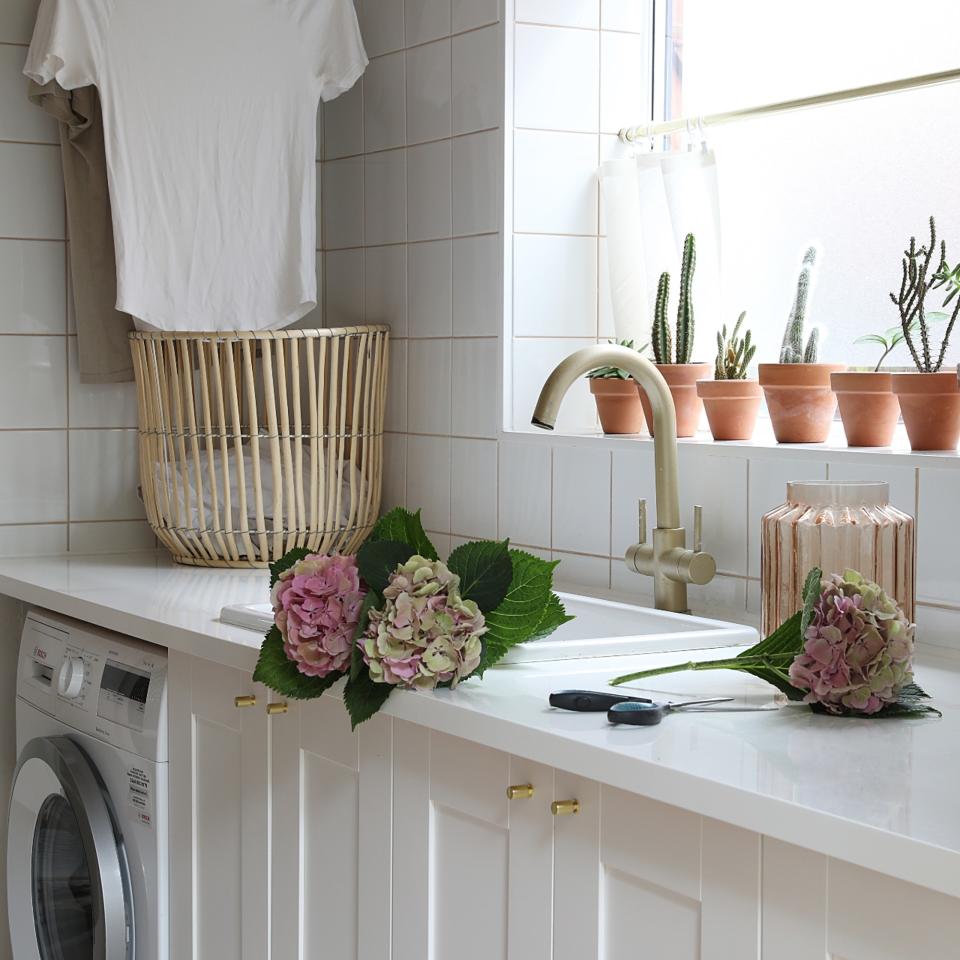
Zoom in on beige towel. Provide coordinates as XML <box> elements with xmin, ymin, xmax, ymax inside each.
<box><xmin>28</xmin><ymin>80</ymin><xmax>134</xmax><ymax>384</ymax></box>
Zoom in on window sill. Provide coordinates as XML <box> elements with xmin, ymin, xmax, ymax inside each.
<box><xmin>506</xmin><ymin>420</ymin><xmax>960</xmax><ymax>469</ymax></box>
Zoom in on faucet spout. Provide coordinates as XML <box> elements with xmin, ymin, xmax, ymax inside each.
<box><xmin>531</xmin><ymin>345</ymin><xmax>680</xmax><ymax>530</ymax></box>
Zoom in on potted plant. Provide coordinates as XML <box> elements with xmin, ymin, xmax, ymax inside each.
<box><xmin>889</xmin><ymin>216</ymin><xmax>960</xmax><ymax>451</ymax></box>
<box><xmin>639</xmin><ymin>233</ymin><xmax>712</xmax><ymax>437</ymax></box>
<box><xmin>586</xmin><ymin>339</ymin><xmax>648</xmax><ymax>434</ymax></box>
<box><xmin>758</xmin><ymin>246</ymin><xmax>846</xmax><ymax>443</ymax></box>
<box><xmin>696</xmin><ymin>311</ymin><xmax>760</xmax><ymax>440</ymax></box>
<box><xmin>831</xmin><ymin>325</ymin><xmax>912</xmax><ymax>447</ymax></box>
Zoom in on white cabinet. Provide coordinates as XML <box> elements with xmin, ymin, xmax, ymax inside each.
<box><xmin>167</xmin><ymin>652</ymin><xmax>271</xmax><ymax>960</ymax></box>
<box><xmin>269</xmin><ymin>695</ymin><xmax>392</xmax><ymax>960</ymax></box>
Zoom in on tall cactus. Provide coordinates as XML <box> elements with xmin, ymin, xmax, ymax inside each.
<box><xmin>779</xmin><ymin>246</ymin><xmax>819</xmax><ymax>363</ymax></box>
<box><xmin>652</xmin><ymin>272</ymin><xmax>671</xmax><ymax>364</ymax></box>
<box><xmin>676</xmin><ymin>233</ymin><xmax>696</xmax><ymax>363</ymax></box>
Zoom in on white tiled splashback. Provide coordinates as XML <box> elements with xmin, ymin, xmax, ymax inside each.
<box><xmin>0</xmin><ymin>0</ymin><xmax>149</xmax><ymax>556</ymax></box>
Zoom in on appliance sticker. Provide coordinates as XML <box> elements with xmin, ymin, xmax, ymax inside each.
<box><xmin>127</xmin><ymin>764</ymin><xmax>153</xmax><ymax>828</ymax></box>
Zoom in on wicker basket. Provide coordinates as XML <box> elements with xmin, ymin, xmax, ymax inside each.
<box><xmin>130</xmin><ymin>327</ymin><xmax>389</xmax><ymax>567</ymax></box>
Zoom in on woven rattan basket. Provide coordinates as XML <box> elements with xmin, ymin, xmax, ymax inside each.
<box><xmin>130</xmin><ymin>326</ymin><xmax>389</xmax><ymax>567</ymax></box>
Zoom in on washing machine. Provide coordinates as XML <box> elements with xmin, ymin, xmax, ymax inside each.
<box><xmin>6</xmin><ymin>609</ymin><xmax>168</xmax><ymax>959</ymax></box>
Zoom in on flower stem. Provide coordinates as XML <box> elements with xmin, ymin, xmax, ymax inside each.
<box><xmin>609</xmin><ymin>653</ymin><xmax>796</xmax><ymax>687</ymax></box>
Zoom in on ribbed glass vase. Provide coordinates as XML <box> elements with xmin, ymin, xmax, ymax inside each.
<box><xmin>760</xmin><ymin>481</ymin><xmax>915</xmax><ymax>635</ymax></box>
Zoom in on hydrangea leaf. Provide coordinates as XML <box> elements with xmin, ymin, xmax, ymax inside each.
<box><xmin>528</xmin><ymin>591</ymin><xmax>574</xmax><ymax>643</ymax></box>
<box><xmin>350</xmin><ymin>591</ymin><xmax>381</xmax><ymax>681</ymax></box>
<box><xmin>357</xmin><ymin>539</ymin><xmax>413</xmax><ymax>594</ymax></box>
<box><xmin>447</xmin><ymin>539</ymin><xmax>513</xmax><ymax>612</ymax></box>
<box><xmin>369</xmin><ymin>507</ymin><xmax>438</xmax><ymax>561</ymax></box>
<box><xmin>800</xmin><ymin>566</ymin><xmax>823</xmax><ymax>639</ymax></box>
<box><xmin>268</xmin><ymin>547</ymin><xmax>313</xmax><ymax>588</ymax></box>
<box><xmin>343</xmin><ymin>667</ymin><xmax>393</xmax><ymax>730</ymax></box>
<box><xmin>475</xmin><ymin>549</ymin><xmax>562</xmax><ymax>675</ymax></box>
<box><xmin>253</xmin><ymin>625</ymin><xmax>342</xmax><ymax>700</ymax></box>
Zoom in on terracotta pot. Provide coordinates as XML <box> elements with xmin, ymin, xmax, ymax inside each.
<box><xmin>638</xmin><ymin>363</ymin><xmax>712</xmax><ymax>438</ymax></box>
<box><xmin>831</xmin><ymin>371</ymin><xmax>900</xmax><ymax>447</ymax></box>
<box><xmin>758</xmin><ymin>363</ymin><xmax>846</xmax><ymax>443</ymax></box>
<box><xmin>589</xmin><ymin>377</ymin><xmax>646</xmax><ymax>434</ymax></box>
<box><xmin>696</xmin><ymin>379</ymin><xmax>761</xmax><ymax>441</ymax></box>
<box><xmin>891</xmin><ymin>372</ymin><xmax>960</xmax><ymax>451</ymax></box>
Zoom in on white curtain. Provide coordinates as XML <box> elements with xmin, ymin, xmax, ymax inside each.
<box><xmin>600</xmin><ymin>142</ymin><xmax>721</xmax><ymax>358</ymax></box>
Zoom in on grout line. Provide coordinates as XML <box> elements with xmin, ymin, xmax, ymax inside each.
<box><xmin>322</xmin><ymin>125</ymin><xmax>500</xmax><ymax>165</ymax></box>
<box><xmin>0</xmin><ymin>235</ymin><xmax>66</xmax><ymax>243</ymax></box>
<box><xmin>0</xmin><ymin>138</ymin><xmax>59</xmax><ymax>148</ymax></box>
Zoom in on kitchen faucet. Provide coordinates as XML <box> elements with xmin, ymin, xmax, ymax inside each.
<box><xmin>531</xmin><ymin>344</ymin><xmax>716</xmax><ymax>614</ymax></box>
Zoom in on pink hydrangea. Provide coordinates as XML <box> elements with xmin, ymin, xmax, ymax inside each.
<box><xmin>788</xmin><ymin>570</ymin><xmax>914</xmax><ymax>715</ymax></box>
<box><xmin>272</xmin><ymin>554</ymin><xmax>366</xmax><ymax>678</ymax></box>
<box><xmin>363</xmin><ymin>555</ymin><xmax>487</xmax><ymax>689</ymax></box>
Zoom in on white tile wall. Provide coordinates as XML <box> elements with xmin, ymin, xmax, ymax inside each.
<box><xmin>0</xmin><ymin>29</ymin><xmax>154</xmax><ymax>556</ymax></box>
<box><xmin>407</xmin><ymin>140</ymin><xmax>452</xmax><ymax>240</ymax></box>
<box><xmin>406</xmin><ymin>39</ymin><xmax>451</xmax><ymax>144</ymax></box>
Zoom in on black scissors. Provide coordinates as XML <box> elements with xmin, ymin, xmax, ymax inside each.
<box><xmin>608</xmin><ymin>697</ymin><xmax>771</xmax><ymax>726</ymax></box>
<box><xmin>549</xmin><ymin>689</ymin><xmax>654</xmax><ymax>712</ymax></box>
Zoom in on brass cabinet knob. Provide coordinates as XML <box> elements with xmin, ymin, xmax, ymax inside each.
<box><xmin>551</xmin><ymin>799</ymin><xmax>580</xmax><ymax>816</ymax></box>
<box><xmin>234</xmin><ymin>695</ymin><xmax>257</xmax><ymax>708</ymax></box>
<box><xmin>266</xmin><ymin>702</ymin><xmax>289</xmax><ymax>716</ymax></box>
<box><xmin>506</xmin><ymin>783</ymin><xmax>535</xmax><ymax>800</ymax></box>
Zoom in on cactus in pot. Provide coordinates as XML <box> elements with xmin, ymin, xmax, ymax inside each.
<box><xmin>586</xmin><ymin>339</ymin><xmax>648</xmax><ymax>435</ymax></box>
<box><xmin>888</xmin><ymin>216</ymin><xmax>960</xmax><ymax>450</ymax></box>
<box><xmin>697</xmin><ymin>311</ymin><xmax>761</xmax><ymax>441</ymax></box>
<box><xmin>641</xmin><ymin>233</ymin><xmax>711</xmax><ymax>438</ymax></box>
<box><xmin>759</xmin><ymin>245</ymin><xmax>845</xmax><ymax>444</ymax></box>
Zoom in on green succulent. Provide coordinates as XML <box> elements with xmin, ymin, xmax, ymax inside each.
<box><xmin>585</xmin><ymin>339</ymin><xmax>648</xmax><ymax>379</ymax></box>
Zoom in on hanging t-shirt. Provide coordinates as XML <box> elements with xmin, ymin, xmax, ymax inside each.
<box><xmin>24</xmin><ymin>0</ymin><xmax>366</xmax><ymax>332</ymax></box>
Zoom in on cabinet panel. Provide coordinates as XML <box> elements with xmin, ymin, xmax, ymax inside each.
<box><xmin>761</xmin><ymin>839</ymin><xmax>827</xmax><ymax>960</ymax></box>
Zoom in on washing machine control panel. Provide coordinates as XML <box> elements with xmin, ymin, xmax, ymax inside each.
<box><xmin>18</xmin><ymin>610</ymin><xmax>168</xmax><ymax>761</ymax></box>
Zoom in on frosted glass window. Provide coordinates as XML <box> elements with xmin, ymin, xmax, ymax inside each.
<box><xmin>672</xmin><ymin>0</ymin><xmax>960</xmax><ymax>370</ymax></box>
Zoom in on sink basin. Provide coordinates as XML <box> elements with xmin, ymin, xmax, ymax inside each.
<box><xmin>220</xmin><ymin>592</ymin><xmax>758</xmax><ymax>664</ymax></box>
<box><xmin>499</xmin><ymin>592</ymin><xmax>758</xmax><ymax>663</ymax></box>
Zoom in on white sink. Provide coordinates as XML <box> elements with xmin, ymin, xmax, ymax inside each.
<box><xmin>221</xmin><ymin>592</ymin><xmax>758</xmax><ymax>664</ymax></box>
<box><xmin>499</xmin><ymin>592</ymin><xmax>758</xmax><ymax>664</ymax></box>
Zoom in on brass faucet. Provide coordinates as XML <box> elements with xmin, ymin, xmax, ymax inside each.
<box><xmin>531</xmin><ymin>344</ymin><xmax>716</xmax><ymax>614</ymax></box>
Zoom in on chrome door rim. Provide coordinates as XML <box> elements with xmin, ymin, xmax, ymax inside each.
<box><xmin>7</xmin><ymin>736</ymin><xmax>134</xmax><ymax>960</ymax></box>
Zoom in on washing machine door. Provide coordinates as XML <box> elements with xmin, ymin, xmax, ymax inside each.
<box><xmin>7</xmin><ymin>737</ymin><xmax>134</xmax><ymax>960</ymax></box>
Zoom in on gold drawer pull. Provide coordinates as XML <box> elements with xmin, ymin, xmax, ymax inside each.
<box><xmin>234</xmin><ymin>695</ymin><xmax>257</xmax><ymax>708</ymax></box>
<box><xmin>507</xmin><ymin>783</ymin><xmax>534</xmax><ymax>800</ymax></box>
<box><xmin>551</xmin><ymin>799</ymin><xmax>580</xmax><ymax>816</ymax></box>
<box><xmin>266</xmin><ymin>702</ymin><xmax>289</xmax><ymax>716</ymax></box>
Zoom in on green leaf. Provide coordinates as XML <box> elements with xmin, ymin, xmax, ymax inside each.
<box><xmin>800</xmin><ymin>567</ymin><xmax>823</xmax><ymax>638</ymax></box>
<box><xmin>350</xmin><ymin>591</ymin><xmax>381</xmax><ymax>681</ymax></box>
<box><xmin>368</xmin><ymin>507</ymin><xmax>438</xmax><ymax>560</ymax></box>
<box><xmin>357</xmin><ymin>539</ymin><xmax>411</xmax><ymax>593</ymax></box>
<box><xmin>853</xmin><ymin>334</ymin><xmax>889</xmax><ymax>347</ymax></box>
<box><xmin>268</xmin><ymin>547</ymin><xmax>313</xmax><ymax>588</ymax></box>
<box><xmin>476</xmin><ymin>549</ymin><xmax>560</xmax><ymax>675</ymax></box>
<box><xmin>447</xmin><ymin>540</ymin><xmax>513</xmax><ymax>612</ymax></box>
<box><xmin>527</xmin><ymin>592</ymin><xmax>574</xmax><ymax>643</ymax></box>
<box><xmin>252</xmin><ymin>625</ymin><xmax>343</xmax><ymax>700</ymax></box>
<box><xmin>343</xmin><ymin>667</ymin><xmax>393</xmax><ymax>729</ymax></box>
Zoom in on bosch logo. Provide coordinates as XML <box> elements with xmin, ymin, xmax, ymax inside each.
<box><xmin>33</xmin><ymin>646</ymin><xmax>48</xmax><ymax>660</ymax></box>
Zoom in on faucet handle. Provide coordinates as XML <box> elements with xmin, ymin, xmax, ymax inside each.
<box><xmin>637</xmin><ymin>499</ymin><xmax>647</xmax><ymax>545</ymax></box>
<box><xmin>693</xmin><ymin>504</ymin><xmax>703</xmax><ymax>553</ymax></box>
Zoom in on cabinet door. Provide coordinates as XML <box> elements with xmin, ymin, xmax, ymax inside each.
<box><xmin>391</xmin><ymin>722</ymin><xmax>554</xmax><ymax>960</ymax></box>
<box><xmin>269</xmin><ymin>694</ymin><xmax>393</xmax><ymax>960</ymax></box>
<box><xmin>554</xmin><ymin>780</ymin><xmax>762</xmax><ymax>960</ymax></box>
<box><xmin>168</xmin><ymin>652</ymin><xmax>270</xmax><ymax>960</ymax></box>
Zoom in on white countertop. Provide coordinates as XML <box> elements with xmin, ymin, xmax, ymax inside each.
<box><xmin>1</xmin><ymin>550</ymin><xmax>958</xmax><ymax>898</ymax></box>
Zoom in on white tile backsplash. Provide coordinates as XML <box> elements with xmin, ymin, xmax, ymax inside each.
<box><xmin>67</xmin><ymin>338</ymin><xmax>138</xmax><ymax>429</ymax></box>
<box><xmin>515</xmin><ymin>0</ymin><xmax>598</xmax><ymax>29</ymax></box>
<box><xmin>0</xmin><ymin>523</ymin><xmax>67</xmax><ymax>558</ymax></box>
<box><xmin>453</xmin><ymin>234</ymin><xmax>500</xmax><ymax>337</ymax></box>
<box><xmin>453</xmin><ymin>0</ymin><xmax>499</xmax><ymax>32</ymax></box>
<box><xmin>452</xmin><ymin>130</ymin><xmax>500</xmax><ymax>235</ymax></box>
<box><xmin>498</xmin><ymin>441</ymin><xmax>552</xmax><ymax>547</ymax></box>
<box><xmin>324</xmin><ymin>248</ymin><xmax>364</xmax><ymax>324</ymax></box>
<box><xmin>364</xmin><ymin>244</ymin><xmax>408</xmax><ymax>334</ymax></box>
<box><xmin>321</xmin><ymin>157</ymin><xmax>364</xmax><ymax>249</ymax></box>
<box><xmin>611</xmin><ymin>445</ymin><xmax>656</xmax><ymax>557</ymax></box>
<box><xmin>452</xmin><ymin>25</ymin><xmax>502</xmax><ymax>136</ymax></box>
<box><xmin>0</xmin><ymin>240</ymin><xmax>65</xmax><ymax>334</ymax></box>
<box><xmin>0</xmin><ymin>45</ymin><xmax>56</xmax><ymax>143</ymax></box>
<box><xmin>552</xmin><ymin>551</ymin><xmax>611</xmax><ymax>592</ymax></box>
<box><xmin>0</xmin><ymin>335</ymin><xmax>66</xmax><ymax>428</ymax></box>
<box><xmin>407</xmin><ymin>140</ymin><xmax>452</xmax><ymax>241</ymax></box>
<box><xmin>552</xmin><ymin>445</ymin><xmax>611</xmax><ymax>556</ymax></box>
<box><xmin>405</xmin><ymin>0</ymin><xmax>451</xmax><ymax>47</ymax></box>
<box><xmin>0</xmin><ymin>143</ymin><xmax>64</xmax><ymax>239</ymax></box>
<box><xmin>386</xmin><ymin>339</ymin><xmax>408</xmax><ymax>432</ymax></box>
<box><xmin>364</xmin><ymin>149</ymin><xmax>407</xmax><ymax>245</ymax></box>
<box><xmin>451</xmin><ymin>337</ymin><xmax>499</xmax><ymax>438</ymax></box>
<box><xmin>599</xmin><ymin>30</ymin><xmax>651</xmax><ymax>135</ymax></box>
<box><xmin>514</xmin><ymin>24</ymin><xmax>599</xmax><ymax>133</ymax></box>
<box><xmin>679</xmin><ymin>454</ymin><xmax>748</xmax><ymax>575</ymax></box>
<box><xmin>450</xmin><ymin>438</ymin><xmax>498</xmax><ymax>538</ymax></box>
<box><xmin>408</xmin><ymin>239</ymin><xmax>452</xmax><ymax>338</ymax></box>
<box><xmin>408</xmin><ymin>338</ymin><xmax>452</xmax><ymax>435</ymax></box>
<box><xmin>69</xmin><ymin>521</ymin><xmax>155</xmax><ymax>554</ymax></box>
<box><xmin>406</xmin><ymin>39</ymin><xmax>451</xmax><ymax>145</ymax></box>
<box><xmin>68</xmin><ymin>430</ymin><xmax>144</xmax><ymax>522</ymax></box>
<box><xmin>512</xmin><ymin>337</ymin><xmax>598</xmax><ymax>434</ymax></box>
<box><xmin>0</xmin><ymin>431</ymin><xmax>67</xmax><ymax>524</ymax></box>
<box><xmin>917</xmin><ymin>468</ymin><xmax>958</xmax><ymax>605</ymax></box>
<box><xmin>360</xmin><ymin>0</ymin><xmax>406</xmax><ymax>57</ymax></box>
<box><xmin>513</xmin><ymin>234</ymin><xmax>597</xmax><ymax>337</ymax></box>
<box><xmin>363</xmin><ymin>53</ymin><xmax>406</xmax><ymax>152</ymax></box>
<box><xmin>322</xmin><ymin>77</ymin><xmax>363</xmax><ymax>159</ymax></box>
<box><xmin>382</xmin><ymin>432</ymin><xmax>408</xmax><ymax>511</ymax></box>
<box><xmin>407</xmin><ymin>434</ymin><xmax>452</xmax><ymax>532</ymax></box>
<box><xmin>513</xmin><ymin>130</ymin><xmax>598</xmax><ymax>235</ymax></box>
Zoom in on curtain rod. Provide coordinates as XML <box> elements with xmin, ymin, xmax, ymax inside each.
<box><xmin>618</xmin><ymin>66</ymin><xmax>960</xmax><ymax>143</ymax></box>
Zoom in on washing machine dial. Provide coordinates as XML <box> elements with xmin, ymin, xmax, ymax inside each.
<box><xmin>56</xmin><ymin>656</ymin><xmax>86</xmax><ymax>699</ymax></box>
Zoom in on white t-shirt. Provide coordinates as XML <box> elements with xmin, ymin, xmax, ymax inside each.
<box><xmin>24</xmin><ymin>0</ymin><xmax>366</xmax><ymax>331</ymax></box>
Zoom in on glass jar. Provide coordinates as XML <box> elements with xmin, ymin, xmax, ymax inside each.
<box><xmin>760</xmin><ymin>480</ymin><xmax>915</xmax><ymax>635</ymax></box>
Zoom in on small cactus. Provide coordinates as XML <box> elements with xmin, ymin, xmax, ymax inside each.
<box><xmin>779</xmin><ymin>246</ymin><xmax>820</xmax><ymax>363</ymax></box>
<box><xmin>651</xmin><ymin>233</ymin><xmax>696</xmax><ymax>364</ymax></box>
<box><xmin>714</xmin><ymin>311</ymin><xmax>756</xmax><ymax>380</ymax></box>
<box><xmin>585</xmin><ymin>339</ymin><xmax>648</xmax><ymax>379</ymax></box>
